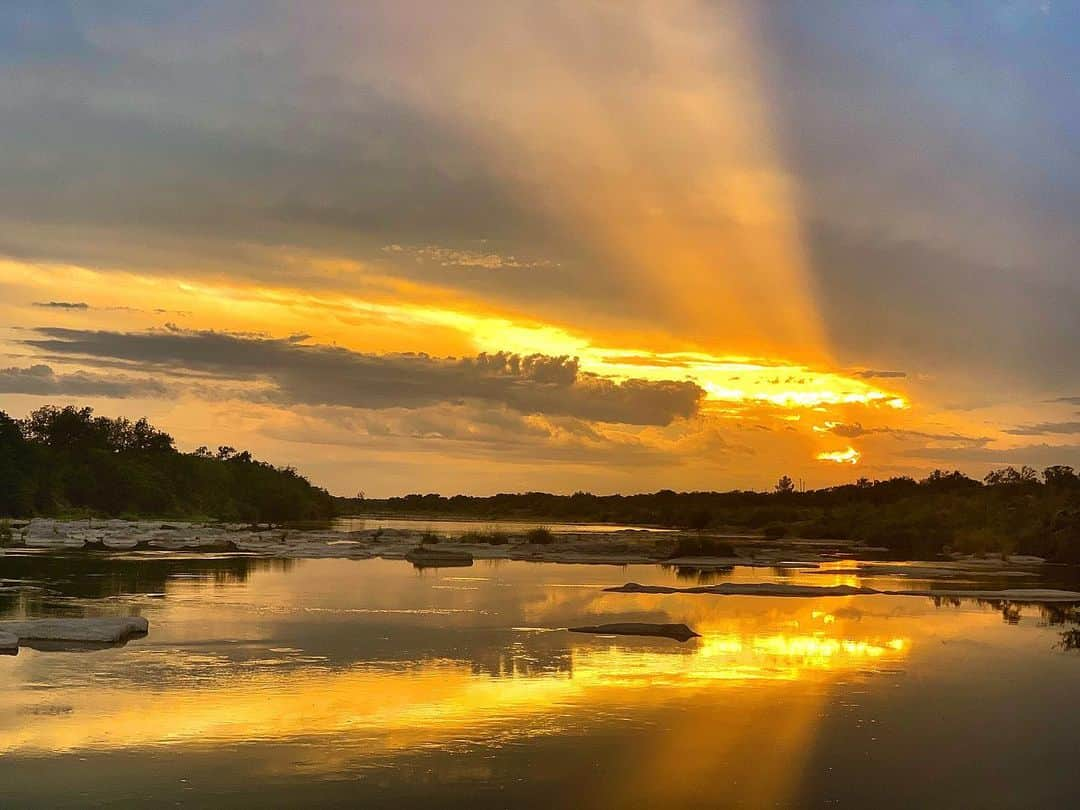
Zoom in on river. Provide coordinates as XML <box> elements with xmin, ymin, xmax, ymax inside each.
<box><xmin>1</xmin><ymin>551</ymin><xmax>1078</xmax><ymax>807</ymax></box>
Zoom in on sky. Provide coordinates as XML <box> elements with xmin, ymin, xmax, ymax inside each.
<box><xmin>1</xmin><ymin>0</ymin><xmax>1077</xmax><ymax>496</ymax></box>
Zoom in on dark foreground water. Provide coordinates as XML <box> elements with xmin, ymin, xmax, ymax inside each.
<box><xmin>2</xmin><ymin>553</ymin><xmax>1079</xmax><ymax>808</ymax></box>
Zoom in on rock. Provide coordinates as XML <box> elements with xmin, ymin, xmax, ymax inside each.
<box><xmin>0</xmin><ymin>631</ymin><xmax>18</xmax><ymax>654</ymax></box>
<box><xmin>404</xmin><ymin>547</ymin><xmax>473</xmax><ymax>568</ymax></box>
<box><xmin>606</xmin><ymin>582</ymin><xmax>878</xmax><ymax>597</ymax></box>
<box><xmin>25</xmin><ymin>536</ymin><xmax>85</xmax><ymax>549</ymax></box>
<box><xmin>569</xmin><ymin>622</ymin><xmax>701</xmax><ymax>642</ymax></box>
<box><xmin>0</xmin><ymin>617</ymin><xmax>148</xmax><ymax>652</ymax></box>
<box><xmin>889</xmin><ymin>588</ymin><xmax>1080</xmax><ymax>602</ymax></box>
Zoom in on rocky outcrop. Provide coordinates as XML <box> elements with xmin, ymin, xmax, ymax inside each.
<box><xmin>606</xmin><ymin>582</ymin><xmax>878</xmax><ymax>597</ymax></box>
<box><xmin>569</xmin><ymin>622</ymin><xmax>701</xmax><ymax>642</ymax></box>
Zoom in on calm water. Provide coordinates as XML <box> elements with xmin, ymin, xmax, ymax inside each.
<box><xmin>332</xmin><ymin>516</ymin><xmax>675</xmax><ymax>533</ymax></box>
<box><xmin>2</xmin><ymin>553</ymin><xmax>1079</xmax><ymax>808</ymax></box>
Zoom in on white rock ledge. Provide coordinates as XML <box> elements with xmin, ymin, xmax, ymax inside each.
<box><xmin>0</xmin><ymin>631</ymin><xmax>18</xmax><ymax>654</ymax></box>
<box><xmin>0</xmin><ymin>617</ymin><xmax>149</xmax><ymax>652</ymax></box>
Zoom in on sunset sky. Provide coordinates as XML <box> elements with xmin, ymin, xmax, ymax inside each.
<box><xmin>1</xmin><ymin>1</ymin><xmax>1077</xmax><ymax>496</ymax></box>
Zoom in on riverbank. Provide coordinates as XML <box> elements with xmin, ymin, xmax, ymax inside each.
<box><xmin>0</xmin><ymin>518</ymin><xmax>1057</xmax><ymax>576</ymax></box>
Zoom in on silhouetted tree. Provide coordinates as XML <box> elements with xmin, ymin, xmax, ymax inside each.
<box><xmin>1044</xmin><ymin>465</ymin><xmax>1078</xmax><ymax>489</ymax></box>
<box><xmin>0</xmin><ymin>405</ymin><xmax>332</xmax><ymax>522</ymax></box>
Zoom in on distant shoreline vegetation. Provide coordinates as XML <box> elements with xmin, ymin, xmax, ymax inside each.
<box><xmin>4</xmin><ymin>405</ymin><xmax>1077</xmax><ymax>562</ymax></box>
<box><xmin>338</xmin><ymin>467</ymin><xmax>1080</xmax><ymax>562</ymax></box>
<box><xmin>0</xmin><ymin>406</ymin><xmax>333</xmax><ymax>523</ymax></box>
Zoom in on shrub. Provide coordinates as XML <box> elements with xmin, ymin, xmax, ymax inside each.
<box><xmin>459</xmin><ymin>529</ymin><xmax>510</xmax><ymax>545</ymax></box>
<box><xmin>683</xmin><ymin>509</ymin><xmax>714</xmax><ymax>532</ymax></box>
<box><xmin>668</xmin><ymin>536</ymin><xmax>737</xmax><ymax>558</ymax></box>
<box><xmin>762</xmin><ymin>523</ymin><xmax>788</xmax><ymax>539</ymax></box>
<box><xmin>524</xmin><ymin>527</ymin><xmax>555</xmax><ymax>545</ymax></box>
<box><xmin>953</xmin><ymin>526</ymin><xmax>1014</xmax><ymax>556</ymax></box>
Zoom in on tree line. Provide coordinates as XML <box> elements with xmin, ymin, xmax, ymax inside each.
<box><xmin>0</xmin><ymin>405</ymin><xmax>333</xmax><ymax>522</ymax></box>
<box><xmin>340</xmin><ymin>466</ymin><xmax>1080</xmax><ymax>561</ymax></box>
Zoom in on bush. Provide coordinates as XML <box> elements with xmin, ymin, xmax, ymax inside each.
<box><xmin>668</xmin><ymin>536</ymin><xmax>736</xmax><ymax>558</ymax></box>
<box><xmin>683</xmin><ymin>509</ymin><xmax>714</xmax><ymax>532</ymax></box>
<box><xmin>525</xmin><ymin>527</ymin><xmax>555</xmax><ymax>545</ymax></box>
<box><xmin>953</xmin><ymin>526</ymin><xmax>1014</xmax><ymax>556</ymax></box>
<box><xmin>459</xmin><ymin>529</ymin><xmax>510</xmax><ymax>545</ymax></box>
<box><xmin>762</xmin><ymin>523</ymin><xmax>788</xmax><ymax>539</ymax></box>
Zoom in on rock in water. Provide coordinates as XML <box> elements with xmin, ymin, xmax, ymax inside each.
<box><xmin>569</xmin><ymin>622</ymin><xmax>701</xmax><ymax>642</ymax></box>
<box><xmin>605</xmin><ymin>582</ymin><xmax>877</xmax><ymax>597</ymax></box>
<box><xmin>0</xmin><ymin>617</ymin><xmax>148</xmax><ymax>652</ymax></box>
<box><xmin>0</xmin><ymin>631</ymin><xmax>18</xmax><ymax>655</ymax></box>
<box><xmin>404</xmin><ymin>547</ymin><xmax>473</xmax><ymax>568</ymax></box>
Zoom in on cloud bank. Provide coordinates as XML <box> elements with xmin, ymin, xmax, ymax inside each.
<box><xmin>22</xmin><ymin>327</ymin><xmax>704</xmax><ymax>426</ymax></box>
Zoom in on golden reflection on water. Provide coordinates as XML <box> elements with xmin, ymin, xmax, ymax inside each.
<box><xmin>0</xmin><ymin>607</ymin><xmax>909</xmax><ymax>755</ymax></box>
<box><xmin>2</xmin><ymin>557</ymin><xmax>1033</xmax><ymax>808</ymax></box>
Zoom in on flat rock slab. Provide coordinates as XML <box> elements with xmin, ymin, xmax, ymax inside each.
<box><xmin>605</xmin><ymin>582</ymin><xmax>1080</xmax><ymax>602</ymax></box>
<box><xmin>606</xmin><ymin>582</ymin><xmax>877</xmax><ymax>597</ymax></box>
<box><xmin>0</xmin><ymin>631</ymin><xmax>18</xmax><ymax>654</ymax></box>
<box><xmin>404</xmin><ymin>548</ymin><xmax>474</xmax><ymax>568</ymax></box>
<box><xmin>569</xmin><ymin>622</ymin><xmax>701</xmax><ymax>642</ymax></box>
<box><xmin>0</xmin><ymin>617</ymin><xmax>149</xmax><ymax>650</ymax></box>
<box><xmin>889</xmin><ymin>588</ymin><xmax>1080</xmax><ymax>602</ymax></box>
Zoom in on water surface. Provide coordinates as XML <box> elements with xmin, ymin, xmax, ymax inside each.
<box><xmin>332</xmin><ymin>516</ymin><xmax>675</xmax><ymax>534</ymax></box>
<box><xmin>2</xmin><ymin>554</ymin><xmax>1078</xmax><ymax>808</ymax></box>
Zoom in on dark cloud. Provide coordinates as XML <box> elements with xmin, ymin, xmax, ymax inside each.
<box><xmin>1051</xmin><ymin>396</ymin><xmax>1080</xmax><ymax>406</ymax></box>
<box><xmin>827</xmin><ymin>422</ymin><xmax>868</xmax><ymax>438</ymax></box>
<box><xmin>256</xmin><ymin>403</ymin><xmax>689</xmax><ymax>467</ymax></box>
<box><xmin>29</xmin><ymin>301</ymin><xmax>189</xmax><ymax>316</ymax></box>
<box><xmin>22</xmin><ymin>328</ymin><xmax>704</xmax><ymax>426</ymax></box>
<box><xmin>901</xmin><ymin>443</ymin><xmax>1080</xmax><ymax>468</ymax></box>
<box><xmin>758</xmin><ymin>1</ymin><xmax>1080</xmax><ymax>394</ymax></box>
<box><xmin>807</xmin><ymin>224</ymin><xmax>1080</xmax><ymax>393</ymax></box>
<box><xmin>821</xmin><ymin>421</ymin><xmax>989</xmax><ymax>446</ymax></box>
<box><xmin>1005</xmin><ymin>421</ymin><xmax>1080</xmax><ymax>436</ymax></box>
<box><xmin>855</xmin><ymin>370</ymin><xmax>907</xmax><ymax>379</ymax></box>
<box><xmin>0</xmin><ymin>364</ymin><xmax>167</xmax><ymax>398</ymax></box>
<box><xmin>32</xmin><ymin>301</ymin><xmax>89</xmax><ymax>310</ymax></box>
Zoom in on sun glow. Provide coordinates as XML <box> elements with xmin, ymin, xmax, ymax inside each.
<box><xmin>1</xmin><ymin>260</ymin><xmax>910</xmax><ymax>419</ymax></box>
<box><xmin>816</xmin><ymin>447</ymin><xmax>862</xmax><ymax>464</ymax></box>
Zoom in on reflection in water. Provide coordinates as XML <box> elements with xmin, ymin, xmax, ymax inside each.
<box><xmin>333</xmin><ymin>516</ymin><xmax>674</xmax><ymax>534</ymax></box>
<box><xmin>1</xmin><ymin>556</ymin><xmax>1078</xmax><ymax>807</ymax></box>
<box><xmin>0</xmin><ymin>551</ymin><xmax>288</xmax><ymax>606</ymax></box>
<box><xmin>663</xmin><ymin>563</ymin><xmax>734</xmax><ymax>584</ymax></box>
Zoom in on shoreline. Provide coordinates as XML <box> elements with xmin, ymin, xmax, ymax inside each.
<box><xmin>0</xmin><ymin>518</ymin><xmax>1056</xmax><ymax>574</ymax></box>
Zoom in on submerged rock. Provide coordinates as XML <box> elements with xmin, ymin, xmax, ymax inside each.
<box><xmin>404</xmin><ymin>547</ymin><xmax>474</xmax><ymax>568</ymax></box>
<box><xmin>569</xmin><ymin>622</ymin><xmax>701</xmax><ymax>642</ymax></box>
